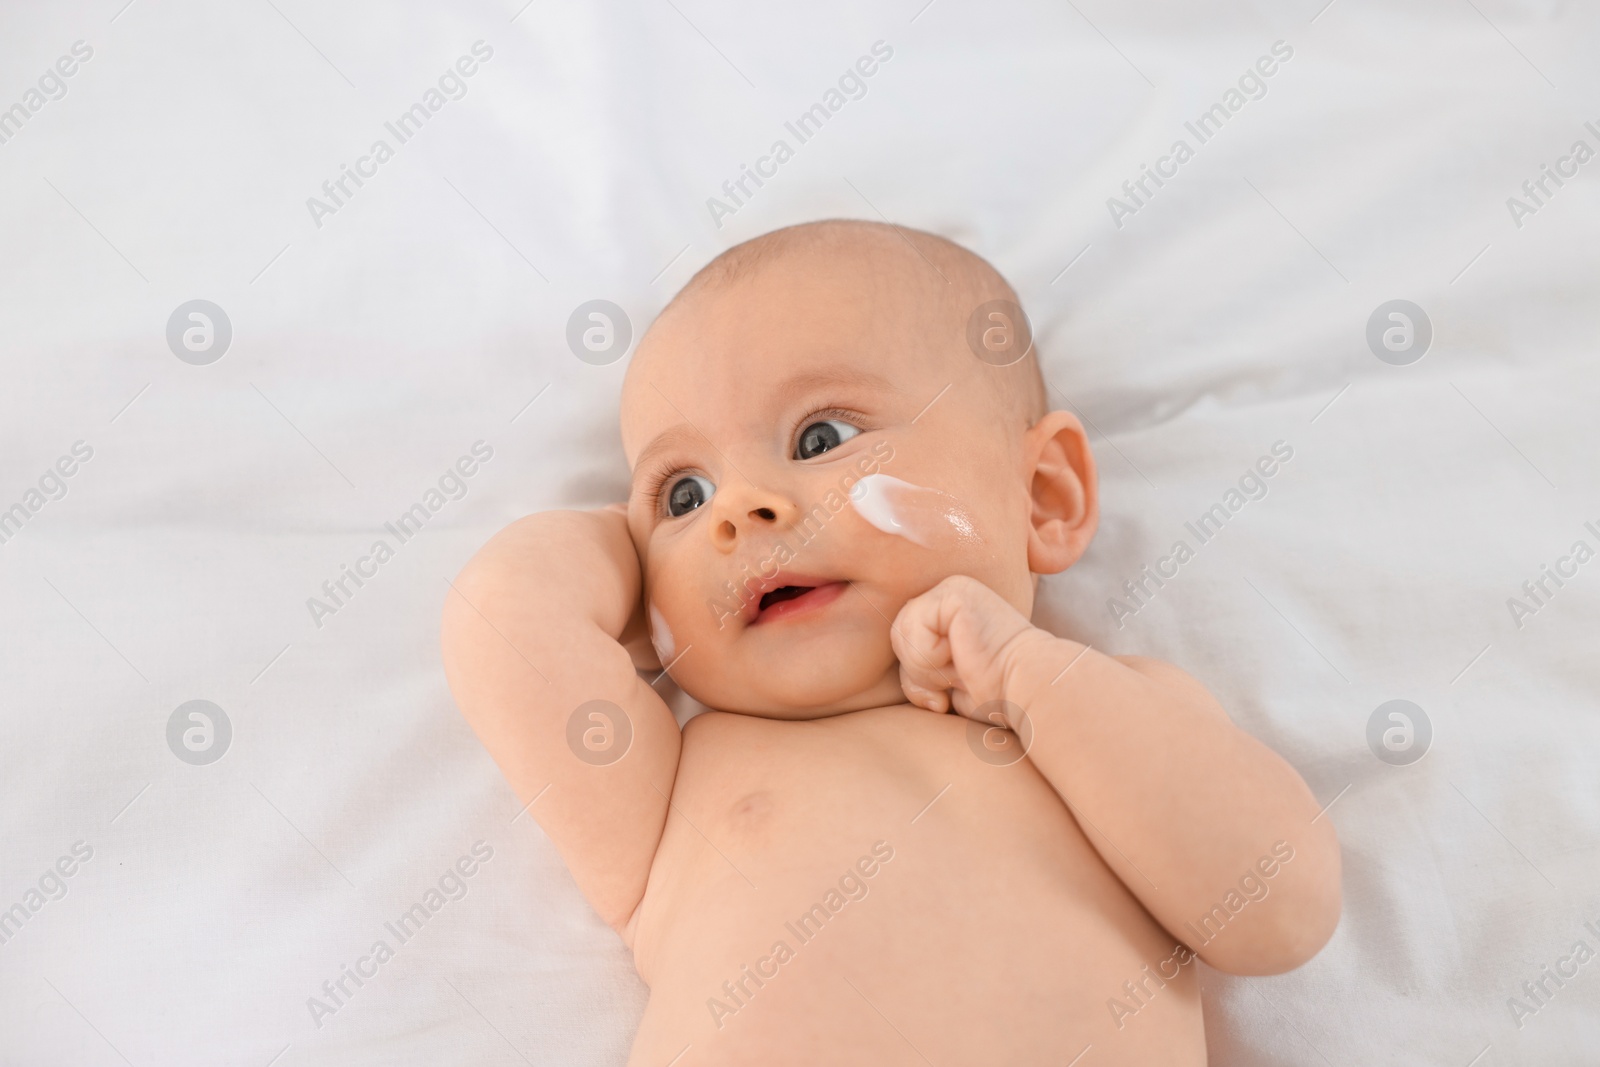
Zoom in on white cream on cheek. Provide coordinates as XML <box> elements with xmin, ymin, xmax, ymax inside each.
<box><xmin>649</xmin><ymin>602</ymin><xmax>675</xmax><ymax>662</ymax></box>
<box><xmin>848</xmin><ymin>474</ymin><xmax>981</xmax><ymax>547</ymax></box>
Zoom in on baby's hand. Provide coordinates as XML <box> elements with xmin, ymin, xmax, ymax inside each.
<box><xmin>890</xmin><ymin>575</ymin><xmax>1055</xmax><ymax>722</ymax></box>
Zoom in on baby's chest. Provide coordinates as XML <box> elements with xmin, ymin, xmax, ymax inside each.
<box><xmin>668</xmin><ymin>711</ymin><xmax>961</xmax><ymax>861</ymax></box>
<box><xmin>629</xmin><ymin>711</ymin><xmax>1155</xmax><ymax>1032</ymax></box>
<box><xmin>640</xmin><ymin>710</ymin><xmax>1102</xmax><ymax>945</ymax></box>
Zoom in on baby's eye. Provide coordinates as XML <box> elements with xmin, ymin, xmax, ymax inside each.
<box><xmin>795</xmin><ymin>419</ymin><xmax>861</xmax><ymax>460</ymax></box>
<box><xmin>665</xmin><ymin>474</ymin><xmax>715</xmax><ymax>517</ymax></box>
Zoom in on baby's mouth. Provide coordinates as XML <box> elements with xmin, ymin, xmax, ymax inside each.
<box><xmin>759</xmin><ymin>585</ymin><xmax>812</xmax><ymax>610</ymax></box>
<box><xmin>751</xmin><ymin>580</ymin><xmax>849</xmax><ymax>625</ymax></box>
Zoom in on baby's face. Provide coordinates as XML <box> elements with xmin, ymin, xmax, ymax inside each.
<box><xmin>621</xmin><ymin>242</ymin><xmax>1039</xmax><ymax>717</ymax></box>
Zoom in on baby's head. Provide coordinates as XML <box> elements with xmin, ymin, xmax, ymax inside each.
<box><xmin>620</xmin><ymin>220</ymin><xmax>1097</xmax><ymax>718</ymax></box>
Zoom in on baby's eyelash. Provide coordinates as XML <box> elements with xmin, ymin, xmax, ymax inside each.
<box><xmin>640</xmin><ymin>461</ymin><xmax>685</xmax><ymax>513</ymax></box>
<box><xmin>633</xmin><ymin>457</ymin><xmax>678</xmax><ymax>511</ymax></box>
<box><xmin>644</xmin><ymin>461</ymin><xmax>722</xmax><ymax>518</ymax></box>
<box><xmin>794</xmin><ymin>406</ymin><xmax>868</xmax><ymax>439</ymax></box>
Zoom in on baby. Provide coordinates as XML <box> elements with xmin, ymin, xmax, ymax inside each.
<box><xmin>441</xmin><ymin>220</ymin><xmax>1341</xmax><ymax>1065</ymax></box>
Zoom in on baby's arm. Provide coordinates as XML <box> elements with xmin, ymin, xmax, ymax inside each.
<box><xmin>893</xmin><ymin>576</ymin><xmax>1340</xmax><ymax>976</ymax></box>
<box><xmin>440</xmin><ymin>507</ymin><xmax>680</xmax><ymax>938</ymax></box>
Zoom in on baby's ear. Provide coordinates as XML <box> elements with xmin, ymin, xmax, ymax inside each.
<box><xmin>1023</xmin><ymin>410</ymin><xmax>1098</xmax><ymax>574</ymax></box>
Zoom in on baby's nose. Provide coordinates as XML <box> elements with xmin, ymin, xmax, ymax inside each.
<box><xmin>710</xmin><ymin>490</ymin><xmax>794</xmax><ymax>552</ymax></box>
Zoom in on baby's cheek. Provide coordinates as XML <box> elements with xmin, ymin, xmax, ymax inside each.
<box><xmin>646</xmin><ymin>566</ymin><xmax>735</xmax><ymax>671</ymax></box>
<box><xmin>848</xmin><ymin>473</ymin><xmax>983</xmax><ymax>550</ymax></box>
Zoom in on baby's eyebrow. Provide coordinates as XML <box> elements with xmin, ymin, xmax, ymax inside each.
<box><xmin>632</xmin><ymin>423</ymin><xmax>704</xmax><ymax>481</ymax></box>
<box><xmin>773</xmin><ymin>366</ymin><xmax>894</xmax><ymax>404</ymax></box>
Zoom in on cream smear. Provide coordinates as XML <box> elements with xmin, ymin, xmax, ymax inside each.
<box><xmin>848</xmin><ymin>474</ymin><xmax>980</xmax><ymax>547</ymax></box>
<box><xmin>648</xmin><ymin>602</ymin><xmax>675</xmax><ymax>662</ymax></box>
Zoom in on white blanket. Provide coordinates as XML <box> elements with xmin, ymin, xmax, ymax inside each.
<box><xmin>2</xmin><ymin>1</ymin><xmax>1596</xmax><ymax>1063</ymax></box>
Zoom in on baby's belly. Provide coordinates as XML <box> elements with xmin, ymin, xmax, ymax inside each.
<box><xmin>624</xmin><ymin>707</ymin><xmax>1205</xmax><ymax>1066</ymax></box>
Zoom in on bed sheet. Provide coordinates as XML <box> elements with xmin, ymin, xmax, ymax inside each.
<box><xmin>1</xmin><ymin>1</ymin><xmax>1597</xmax><ymax>1064</ymax></box>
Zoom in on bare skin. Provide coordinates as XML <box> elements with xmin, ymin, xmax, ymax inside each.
<box><xmin>441</xmin><ymin>222</ymin><xmax>1341</xmax><ymax>1064</ymax></box>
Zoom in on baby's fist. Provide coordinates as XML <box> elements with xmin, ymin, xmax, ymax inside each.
<box><xmin>890</xmin><ymin>575</ymin><xmax>1052</xmax><ymax>722</ymax></box>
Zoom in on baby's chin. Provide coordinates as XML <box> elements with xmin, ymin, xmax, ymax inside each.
<box><xmin>675</xmin><ymin>658</ymin><xmax>907</xmax><ymax>720</ymax></box>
